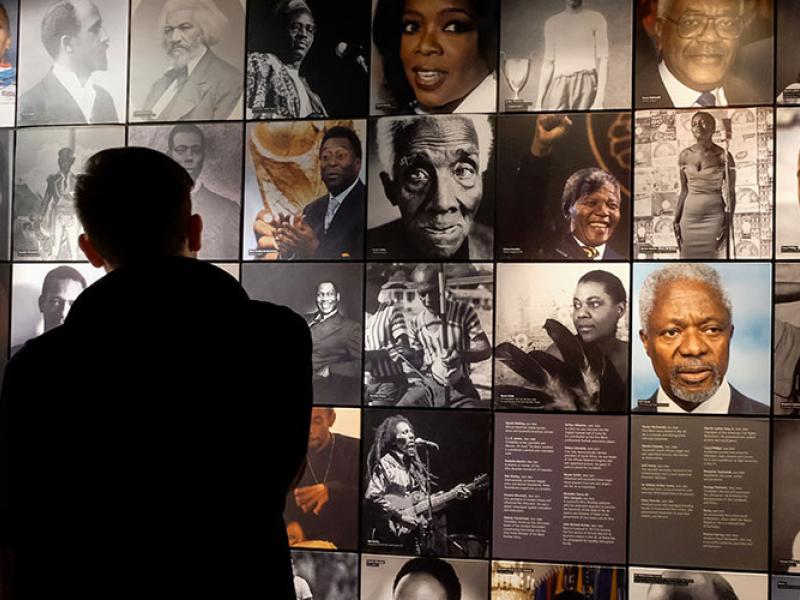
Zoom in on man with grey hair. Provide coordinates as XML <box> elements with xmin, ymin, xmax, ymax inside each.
<box><xmin>636</xmin><ymin>263</ymin><xmax>767</xmax><ymax>414</ymax></box>
<box><xmin>635</xmin><ymin>0</ymin><xmax>759</xmax><ymax>108</ymax></box>
<box><xmin>368</xmin><ymin>114</ymin><xmax>494</xmax><ymax>260</ymax></box>
<box><xmin>19</xmin><ymin>0</ymin><xmax>118</xmax><ymax>125</ymax></box>
<box><xmin>137</xmin><ymin>0</ymin><xmax>242</xmax><ymax>121</ymax></box>
<box><xmin>644</xmin><ymin>570</ymin><xmax>739</xmax><ymax>600</ymax></box>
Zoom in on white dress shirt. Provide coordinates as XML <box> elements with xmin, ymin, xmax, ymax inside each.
<box><xmin>414</xmin><ymin>72</ymin><xmax>497</xmax><ymax>114</ymax></box>
<box><xmin>658</xmin><ymin>61</ymin><xmax>728</xmax><ymax>107</ymax></box>
<box><xmin>52</xmin><ymin>62</ymin><xmax>96</xmax><ymax>122</ymax></box>
<box><xmin>324</xmin><ymin>177</ymin><xmax>359</xmax><ymax>233</ymax></box>
<box><xmin>656</xmin><ymin>378</ymin><xmax>732</xmax><ymax>414</ymax></box>
<box><xmin>151</xmin><ymin>47</ymin><xmax>207</xmax><ymax>117</ymax></box>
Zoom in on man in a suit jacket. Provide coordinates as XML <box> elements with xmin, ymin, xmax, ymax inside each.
<box><xmin>136</xmin><ymin>0</ymin><xmax>242</xmax><ymax>121</ymax></box>
<box><xmin>273</xmin><ymin>126</ymin><xmax>365</xmax><ymax>259</ymax></box>
<box><xmin>635</xmin><ymin>0</ymin><xmax>766</xmax><ymax>108</ymax></box>
<box><xmin>307</xmin><ymin>281</ymin><xmax>362</xmax><ymax>405</ymax></box>
<box><xmin>19</xmin><ymin>0</ymin><xmax>119</xmax><ymax>126</ymax></box>
<box><xmin>635</xmin><ymin>263</ymin><xmax>768</xmax><ymax>415</ymax></box>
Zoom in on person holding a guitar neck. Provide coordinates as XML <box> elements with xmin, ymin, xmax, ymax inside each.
<box><xmin>364</xmin><ymin>414</ymin><xmax>472</xmax><ymax>555</ymax></box>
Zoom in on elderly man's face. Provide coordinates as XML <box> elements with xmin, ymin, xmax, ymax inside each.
<box><xmin>169</xmin><ymin>130</ymin><xmax>204</xmax><ymax>180</ymax></box>
<box><xmin>394</xmin><ymin>572</ymin><xmax>448</xmax><ymax>600</ymax></box>
<box><xmin>655</xmin><ymin>0</ymin><xmax>742</xmax><ymax>93</ymax></box>
<box><xmin>381</xmin><ymin>116</ymin><xmax>483</xmax><ymax>258</ymax></box>
<box><xmin>639</xmin><ymin>278</ymin><xmax>733</xmax><ymax>406</ymax></box>
<box><xmin>286</xmin><ymin>10</ymin><xmax>315</xmax><ymax>63</ymax></box>
<box><xmin>70</xmin><ymin>0</ymin><xmax>109</xmax><ymax>73</ymax></box>
<box><xmin>569</xmin><ymin>181</ymin><xmax>621</xmax><ymax>248</ymax></box>
<box><xmin>316</xmin><ymin>282</ymin><xmax>339</xmax><ymax>316</ymax></box>
<box><xmin>163</xmin><ymin>9</ymin><xmax>205</xmax><ymax>66</ymax></box>
<box><xmin>39</xmin><ymin>278</ymin><xmax>84</xmax><ymax>332</ymax></box>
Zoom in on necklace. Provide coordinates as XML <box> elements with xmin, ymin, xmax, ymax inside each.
<box><xmin>306</xmin><ymin>434</ymin><xmax>335</xmax><ymax>484</ymax></box>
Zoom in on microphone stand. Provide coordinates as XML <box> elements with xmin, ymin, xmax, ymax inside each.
<box><xmin>420</xmin><ymin>445</ymin><xmax>435</xmax><ymax>553</ymax></box>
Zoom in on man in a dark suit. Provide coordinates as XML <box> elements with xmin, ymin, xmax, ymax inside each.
<box><xmin>635</xmin><ymin>0</ymin><xmax>765</xmax><ymax>108</ymax></box>
<box><xmin>0</xmin><ymin>147</ymin><xmax>312</xmax><ymax>598</ymax></box>
<box><xmin>307</xmin><ymin>280</ymin><xmax>361</xmax><ymax>405</ymax></box>
<box><xmin>136</xmin><ymin>0</ymin><xmax>242</xmax><ymax>121</ymax></box>
<box><xmin>273</xmin><ymin>126</ymin><xmax>365</xmax><ymax>259</ymax></box>
<box><xmin>19</xmin><ymin>0</ymin><xmax>119</xmax><ymax>126</ymax></box>
<box><xmin>635</xmin><ymin>263</ymin><xmax>768</xmax><ymax>415</ymax></box>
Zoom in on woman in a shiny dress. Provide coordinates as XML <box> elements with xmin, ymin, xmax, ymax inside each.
<box><xmin>673</xmin><ymin>111</ymin><xmax>736</xmax><ymax>258</ymax></box>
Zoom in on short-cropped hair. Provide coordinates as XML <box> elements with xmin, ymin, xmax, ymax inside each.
<box><xmin>41</xmin><ymin>1</ymin><xmax>81</xmax><ymax>59</ymax></box>
<box><xmin>159</xmin><ymin>0</ymin><xmax>228</xmax><ymax>47</ymax></box>
<box><xmin>42</xmin><ymin>265</ymin><xmax>87</xmax><ymax>295</ymax></box>
<box><xmin>376</xmin><ymin>115</ymin><xmax>493</xmax><ymax>175</ymax></box>
<box><xmin>578</xmin><ymin>269</ymin><xmax>627</xmax><ymax>305</ymax></box>
<box><xmin>75</xmin><ymin>147</ymin><xmax>194</xmax><ymax>266</ymax></box>
<box><xmin>639</xmin><ymin>264</ymin><xmax>732</xmax><ymax>331</ymax></box>
<box><xmin>168</xmin><ymin>123</ymin><xmax>205</xmax><ymax>152</ymax></box>
<box><xmin>393</xmin><ymin>557</ymin><xmax>461</xmax><ymax>600</ymax></box>
<box><xmin>561</xmin><ymin>168</ymin><xmax>621</xmax><ymax>218</ymax></box>
<box><xmin>321</xmin><ymin>126</ymin><xmax>362</xmax><ymax>160</ymax></box>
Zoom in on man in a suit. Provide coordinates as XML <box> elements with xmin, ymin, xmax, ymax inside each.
<box><xmin>636</xmin><ymin>0</ymin><xmax>762</xmax><ymax>108</ymax></box>
<box><xmin>19</xmin><ymin>0</ymin><xmax>118</xmax><ymax>125</ymax></box>
<box><xmin>635</xmin><ymin>263</ymin><xmax>768</xmax><ymax>415</ymax></box>
<box><xmin>136</xmin><ymin>0</ymin><xmax>242</xmax><ymax>121</ymax></box>
<box><xmin>307</xmin><ymin>281</ymin><xmax>361</xmax><ymax>405</ymax></box>
<box><xmin>272</xmin><ymin>126</ymin><xmax>365</xmax><ymax>259</ymax></box>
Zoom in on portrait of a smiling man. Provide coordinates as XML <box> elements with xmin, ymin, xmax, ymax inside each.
<box><xmin>367</xmin><ymin>114</ymin><xmax>494</xmax><ymax>260</ymax></box>
<box><xmin>633</xmin><ymin>263</ymin><xmax>770</xmax><ymax>415</ymax></box>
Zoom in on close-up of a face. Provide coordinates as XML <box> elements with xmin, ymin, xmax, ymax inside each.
<box><xmin>169</xmin><ymin>129</ymin><xmax>205</xmax><ymax>180</ymax></box>
<box><xmin>690</xmin><ymin>112</ymin><xmax>716</xmax><ymax>140</ymax></box>
<box><xmin>393</xmin><ymin>420</ymin><xmax>415</xmax><ymax>454</ymax></box>
<box><xmin>315</xmin><ymin>281</ymin><xmax>340</xmax><ymax>315</ymax></box>
<box><xmin>285</xmin><ymin>9</ymin><xmax>315</xmax><ymax>65</ymax></box>
<box><xmin>399</xmin><ymin>0</ymin><xmax>488</xmax><ymax>111</ymax></box>
<box><xmin>163</xmin><ymin>8</ymin><xmax>205</xmax><ymax>67</ymax></box>
<box><xmin>58</xmin><ymin>149</ymin><xmax>75</xmax><ymax>173</ymax></box>
<box><xmin>572</xmin><ymin>281</ymin><xmax>624</xmax><ymax>344</ymax></box>
<box><xmin>320</xmin><ymin>137</ymin><xmax>361</xmax><ymax>196</ymax></box>
<box><xmin>639</xmin><ymin>278</ymin><xmax>733</xmax><ymax>405</ymax></box>
<box><xmin>569</xmin><ymin>181</ymin><xmax>621</xmax><ymax>248</ymax></box>
<box><xmin>70</xmin><ymin>0</ymin><xmax>109</xmax><ymax>74</ymax></box>
<box><xmin>393</xmin><ymin>572</ymin><xmax>448</xmax><ymax>600</ymax></box>
<box><xmin>39</xmin><ymin>277</ymin><xmax>85</xmax><ymax>331</ymax></box>
<box><xmin>381</xmin><ymin>116</ymin><xmax>483</xmax><ymax>258</ymax></box>
<box><xmin>655</xmin><ymin>0</ymin><xmax>742</xmax><ymax>93</ymax></box>
<box><xmin>308</xmin><ymin>407</ymin><xmax>335</xmax><ymax>450</ymax></box>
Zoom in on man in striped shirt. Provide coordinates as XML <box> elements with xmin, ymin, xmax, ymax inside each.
<box><xmin>364</xmin><ymin>278</ymin><xmax>413</xmax><ymax>405</ymax></box>
<box><xmin>399</xmin><ymin>266</ymin><xmax>491</xmax><ymax>408</ymax></box>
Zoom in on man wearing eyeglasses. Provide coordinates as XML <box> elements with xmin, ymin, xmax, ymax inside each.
<box><xmin>636</xmin><ymin>0</ymin><xmax>760</xmax><ymax>108</ymax></box>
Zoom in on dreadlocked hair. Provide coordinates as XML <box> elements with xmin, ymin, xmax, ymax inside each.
<box><xmin>365</xmin><ymin>415</ymin><xmax>436</xmax><ymax>490</ymax></box>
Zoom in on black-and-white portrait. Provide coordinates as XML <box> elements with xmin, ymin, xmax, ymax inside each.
<box><xmin>17</xmin><ymin>0</ymin><xmax>127</xmax><ymax>126</ymax></box>
<box><xmin>243</xmin><ymin>120</ymin><xmax>366</xmax><ymax>261</ymax></box>
<box><xmin>629</xmin><ymin>568</ymin><xmax>767</xmax><ymax>600</ymax></box>
<box><xmin>129</xmin><ymin>0</ymin><xmax>244</xmax><ymax>122</ymax></box>
<box><xmin>774</xmin><ymin>420</ymin><xmax>800</xmax><ymax>573</ymax></box>
<box><xmin>361</xmin><ymin>554</ymin><xmax>488</xmax><ymax>599</ymax></box>
<box><xmin>499</xmin><ymin>0</ymin><xmax>631</xmax><ymax>112</ymax></box>
<box><xmin>0</xmin><ymin>1</ymin><xmax>19</xmax><ymax>127</ymax></box>
<box><xmin>635</xmin><ymin>0</ymin><xmax>774</xmax><ymax>109</ymax></box>
<box><xmin>0</xmin><ymin>129</ymin><xmax>13</xmax><ymax>260</ymax></box>
<box><xmin>634</xmin><ymin>108</ymin><xmax>773</xmax><ymax>259</ymax></box>
<box><xmin>240</xmin><ymin>262</ymin><xmax>363</xmax><ymax>406</ymax></box>
<box><xmin>12</xmin><ymin>125</ymin><xmax>125</xmax><ymax>261</ymax></box>
<box><xmin>364</xmin><ymin>263</ymin><xmax>493</xmax><ymax>409</ymax></box>
<box><xmin>777</xmin><ymin>1</ymin><xmax>800</xmax><ymax>104</ymax></box>
<box><xmin>495</xmin><ymin>263</ymin><xmax>629</xmax><ymax>412</ymax></box>
<box><xmin>291</xmin><ymin>550</ymin><xmax>358</xmax><ymax>600</ymax></box>
<box><xmin>245</xmin><ymin>0</ymin><xmax>370</xmax><ymax>120</ymax></box>
<box><xmin>361</xmin><ymin>409</ymin><xmax>491</xmax><ymax>558</ymax></box>
<box><xmin>367</xmin><ymin>114</ymin><xmax>495</xmax><ymax>260</ymax></box>
<box><xmin>370</xmin><ymin>0</ymin><xmax>498</xmax><ymax>115</ymax></box>
<box><xmin>10</xmin><ymin>262</ymin><xmax>102</xmax><ymax>355</ymax></box>
<box><xmin>496</xmin><ymin>112</ymin><xmax>631</xmax><ymax>260</ymax></box>
<box><xmin>128</xmin><ymin>122</ymin><xmax>242</xmax><ymax>260</ymax></box>
<box><xmin>774</xmin><ymin>264</ymin><xmax>800</xmax><ymax>415</ymax></box>
<box><xmin>776</xmin><ymin>108</ymin><xmax>800</xmax><ymax>258</ymax></box>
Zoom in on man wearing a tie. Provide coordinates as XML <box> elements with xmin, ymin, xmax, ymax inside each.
<box><xmin>136</xmin><ymin>0</ymin><xmax>242</xmax><ymax>121</ymax></box>
<box><xmin>635</xmin><ymin>0</ymin><xmax>763</xmax><ymax>109</ymax></box>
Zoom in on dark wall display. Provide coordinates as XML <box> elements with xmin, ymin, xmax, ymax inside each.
<box><xmin>0</xmin><ymin>1</ymin><xmax>796</xmax><ymax>597</ymax></box>
<box><xmin>630</xmin><ymin>415</ymin><xmax>769</xmax><ymax>570</ymax></box>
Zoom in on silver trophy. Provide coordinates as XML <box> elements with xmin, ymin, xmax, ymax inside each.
<box><xmin>501</xmin><ymin>52</ymin><xmax>531</xmax><ymax>102</ymax></box>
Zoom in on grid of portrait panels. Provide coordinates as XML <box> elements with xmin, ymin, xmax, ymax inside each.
<box><xmin>2</xmin><ymin>0</ymin><xmax>800</xmax><ymax>598</ymax></box>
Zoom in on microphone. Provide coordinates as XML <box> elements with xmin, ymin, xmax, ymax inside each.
<box><xmin>335</xmin><ymin>42</ymin><xmax>368</xmax><ymax>73</ymax></box>
<box><xmin>415</xmin><ymin>437</ymin><xmax>439</xmax><ymax>451</ymax></box>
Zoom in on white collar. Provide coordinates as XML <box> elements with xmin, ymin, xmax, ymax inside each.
<box><xmin>312</xmin><ymin>309</ymin><xmax>339</xmax><ymax>324</ymax></box>
<box><xmin>414</xmin><ymin>72</ymin><xmax>497</xmax><ymax>114</ymax></box>
<box><xmin>52</xmin><ymin>62</ymin><xmax>96</xmax><ymax>121</ymax></box>
<box><xmin>329</xmin><ymin>177</ymin><xmax>359</xmax><ymax>206</ymax></box>
<box><xmin>658</xmin><ymin>61</ymin><xmax>728</xmax><ymax>107</ymax></box>
<box><xmin>572</xmin><ymin>234</ymin><xmax>606</xmax><ymax>260</ymax></box>
<box><xmin>656</xmin><ymin>378</ymin><xmax>731</xmax><ymax>414</ymax></box>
